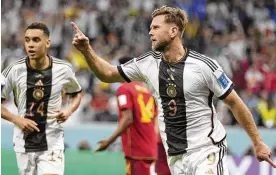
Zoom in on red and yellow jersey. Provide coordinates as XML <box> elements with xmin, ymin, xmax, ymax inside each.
<box><xmin>116</xmin><ymin>82</ymin><xmax>157</xmax><ymax>160</ymax></box>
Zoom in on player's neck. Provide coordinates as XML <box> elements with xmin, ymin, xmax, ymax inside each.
<box><xmin>29</xmin><ymin>55</ymin><xmax>50</xmax><ymax>70</ymax></box>
<box><xmin>162</xmin><ymin>40</ymin><xmax>185</xmax><ymax>63</ymax></box>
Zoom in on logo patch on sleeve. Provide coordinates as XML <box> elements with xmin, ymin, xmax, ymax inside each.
<box><xmin>217</xmin><ymin>73</ymin><xmax>229</xmax><ymax>89</ymax></box>
<box><xmin>118</xmin><ymin>94</ymin><xmax>127</xmax><ymax>106</ymax></box>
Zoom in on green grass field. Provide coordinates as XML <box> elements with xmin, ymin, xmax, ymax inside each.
<box><xmin>1</xmin><ymin>149</ymin><xmax>126</xmax><ymax>175</ymax></box>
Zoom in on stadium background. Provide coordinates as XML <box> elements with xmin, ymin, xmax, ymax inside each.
<box><xmin>1</xmin><ymin>0</ymin><xmax>276</xmax><ymax>174</ymax></box>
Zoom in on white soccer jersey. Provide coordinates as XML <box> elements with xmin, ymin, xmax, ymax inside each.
<box><xmin>1</xmin><ymin>56</ymin><xmax>82</xmax><ymax>153</ymax></box>
<box><xmin>117</xmin><ymin>49</ymin><xmax>234</xmax><ymax>156</ymax></box>
<box><xmin>1</xmin><ymin>73</ymin><xmax>5</xmax><ymax>93</ymax></box>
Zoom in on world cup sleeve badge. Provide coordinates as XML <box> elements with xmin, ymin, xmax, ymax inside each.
<box><xmin>213</xmin><ymin>70</ymin><xmax>229</xmax><ymax>89</ymax></box>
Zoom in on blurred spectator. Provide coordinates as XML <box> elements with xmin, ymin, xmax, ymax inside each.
<box><xmin>257</xmin><ymin>93</ymin><xmax>276</xmax><ymax>128</ymax></box>
<box><xmin>78</xmin><ymin>140</ymin><xmax>91</xmax><ymax>150</ymax></box>
<box><xmin>241</xmin><ymin>90</ymin><xmax>262</xmax><ymax>125</ymax></box>
<box><xmin>244</xmin><ymin>146</ymin><xmax>255</xmax><ymax>156</ymax></box>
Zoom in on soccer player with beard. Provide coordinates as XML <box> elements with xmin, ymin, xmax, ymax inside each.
<box><xmin>71</xmin><ymin>5</ymin><xmax>276</xmax><ymax>175</ymax></box>
<box><xmin>2</xmin><ymin>22</ymin><xmax>82</xmax><ymax>175</ymax></box>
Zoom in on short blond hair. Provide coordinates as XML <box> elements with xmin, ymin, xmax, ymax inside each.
<box><xmin>152</xmin><ymin>5</ymin><xmax>188</xmax><ymax>38</ymax></box>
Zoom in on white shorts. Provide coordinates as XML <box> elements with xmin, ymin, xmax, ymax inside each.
<box><xmin>16</xmin><ymin>149</ymin><xmax>64</xmax><ymax>175</ymax></box>
<box><xmin>168</xmin><ymin>140</ymin><xmax>229</xmax><ymax>175</ymax></box>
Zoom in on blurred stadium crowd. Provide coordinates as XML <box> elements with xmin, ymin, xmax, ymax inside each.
<box><xmin>1</xmin><ymin>0</ymin><xmax>276</xmax><ymax>128</ymax></box>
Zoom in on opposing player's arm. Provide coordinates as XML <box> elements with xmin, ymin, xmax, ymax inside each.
<box><xmin>71</xmin><ymin>22</ymin><xmax>125</xmax><ymax>83</ymax></box>
<box><xmin>94</xmin><ymin>108</ymin><xmax>133</xmax><ymax>152</ymax></box>
<box><xmin>94</xmin><ymin>86</ymin><xmax>134</xmax><ymax>152</ymax></box>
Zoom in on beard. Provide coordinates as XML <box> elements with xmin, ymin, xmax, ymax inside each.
<box><xmin>152</xmin><ymin>38</ymin><xmax>171</xmax><ymax>52</ymax></box>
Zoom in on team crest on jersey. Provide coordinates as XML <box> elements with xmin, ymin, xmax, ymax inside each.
<box><xmin>33</xmin><ymin>80</ymin><xmax>44</xmax><ymax>100</ymax></box>
<box><xmin>167</xmin><ymin>83</ymin><xmax>177</xmax><ymax>98</ymax></box>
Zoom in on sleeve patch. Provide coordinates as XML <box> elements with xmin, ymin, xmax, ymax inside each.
<box><xmin>214</xmin><ymin>70</ymin><xmax>229</xmax><ymax>89</ymax></box>
<box><xmin>118</xmin><ymin>95</ymin><xmax>127</xmax><ymax>106</ymax></box>
<box><xmin>218</xmin><ymin>73</ymin><xmax>229</xmax><ymax>89</ymax></box>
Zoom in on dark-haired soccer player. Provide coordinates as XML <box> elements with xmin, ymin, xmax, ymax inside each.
<box><xmin>95</xmin><ymin>57</ymin><xmax>158</xmax><ymax>175</ymax></box>
<box><xmin>1</xmin><ymin>22</ymin><xmax>82</xmax><ymax>175</ymax></box>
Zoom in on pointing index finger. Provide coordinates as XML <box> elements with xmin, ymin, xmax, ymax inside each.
<box><xmin>264</xmin><ymin>156</ymin><xmax>276</xmax><ymax>168</ymax></box>
<box><xmin>71</xmin><ymin>22</ymin><xmax>82</xmax><ymax>34</ymax></box>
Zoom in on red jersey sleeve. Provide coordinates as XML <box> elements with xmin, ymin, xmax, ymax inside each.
<box><xmin>116</xmin><ymin>86</ymin><xmax>133</xmax><ymax>110</ymax></box>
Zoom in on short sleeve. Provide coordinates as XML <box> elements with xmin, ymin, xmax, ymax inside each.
<box><xmin>201</xmin><ymin>59</ymin><xmax>234</xmax><ymax>100</ymax></box>
<box><xmin>1</xmin><ymin>70</ymin><xmax>14</xmax><ymax>101</ymax></box>
<box><xmin>116</xmin><ymin>86</ymin><xmax>133</xmax><ymax>110</ymax></box>
<box><xmin>63</xmin><ymin>67</ymin><xmax>82</xmax><ymax>95</ymax></box>
<box><xmin>117</xmin><ymin>58</ymin><xmax>145</xmax><ymax>82</ymax></box>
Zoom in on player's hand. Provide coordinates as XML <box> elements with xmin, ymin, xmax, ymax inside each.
<box><xmin>254</xmin><ymin>141</ymin><xmax>276</xmax><ymax>168</ymax></box>
<box><xmin>94</xmin><ymin>139</ymin><xmax>110</xmax><ymax>152</ymax></box>
<box><xmin>71</xmin><ymin>22</ymin><xmax>90</xmax><ymax>53</ymax></box>
<box><xmin>13</xmin><ymin>117</ymin><xmax>40</xmax><ymax>133</ymax></box>
<box><xmin>55</xmin><ymin>109</ymin><xmax>72</xmax><ymax>124</ymax></box>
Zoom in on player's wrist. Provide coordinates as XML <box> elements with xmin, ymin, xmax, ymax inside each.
<box><xmin>10</xmin><ymin>115</ymin><xmax>19</xmax><ymax>124</ymax></box>
<box><xmin>252</xmin><ymin>137</ymin><xmax>263</xmax><ymax>147</ymax></box>
<box><xmin>80</xmin><ymin>45</ymin><xmax>92</xmax><ymax>55</ymax></box>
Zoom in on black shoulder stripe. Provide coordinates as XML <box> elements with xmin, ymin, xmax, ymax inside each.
<box><xmin>151</xmin><ymin>51</ymin><xmax>162</xmax><ymax>58</ymax></box>
<box><xmin>2</xmin><ymin>58</ymin><xmax>25</xmax><ymax>75</ymax></box>
<box><xmin>52</xmin><ymin>59</ymin><xmax>73</xmax><ymax>67</ymax></box>
<box><xmin>53</xmin><ymin>60</ymin><xmax>74</xmax><ymax>72</ymax></box>
<box><xmin>137</xmin><ymin>51</ymin><xmax>162</xmax><ymax>61</ymax></box>
<box><xmin>190</xmin><ymin>51</ymin><xmax>218</xmax><ymax>68</ymax></box>
<box><xmin>2</xmin><ymin>58</ymin><xmax>26</xmax><ymax>77</ymax></box>
<box><xmin>189</xmin><ymin>55</ymin><xmax>216</xmax><ymax>72</ymax></box>
<box><xmin>137</xmin><ymin>52</ymin><xmax>152</xmax><ymax>61</ymax></box>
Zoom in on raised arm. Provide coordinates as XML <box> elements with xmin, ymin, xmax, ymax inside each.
<box><xmin>71</xmin><ymin>22</ymin><xmax>125</xmax><ymax>83</ymax></box>
<box><xmin>223</xmin><ymin>90</ymin><xmax>276</xmax><ymax>168</ymax></box>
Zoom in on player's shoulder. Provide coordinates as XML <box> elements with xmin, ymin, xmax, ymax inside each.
<box><xmin>187</xmin><ymin>49</ymin><xmax>219</xmax><ymax>72</ymax></box>
<box><xmin>2</xmin><ymin>57</ymin><xmax>26</xmax><ymax>78</ymax></box>
<box><xmin>136</xmin><ymin>50</ymin><xmax>162</xmax><ymax>62</ymax></box>
<box><xmin>52</xmin><ymin>57</ymin><xmax>74</xmax><ymax>72</ymax></box>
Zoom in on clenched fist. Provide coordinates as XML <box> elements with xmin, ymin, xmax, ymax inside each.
<box><xmin>71</xmin><ymin>22</ymin><xmax>90</xmax><ymax>53</ymax></box>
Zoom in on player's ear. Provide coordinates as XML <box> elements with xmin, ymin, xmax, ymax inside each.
<box><xmin>46</xmin><ymin>39</ymin><xmax>51</xmax><ymax>49</ymax></box>
<box><xmin>170</xmin><ymin>26</ymin><xmax>178</xmax><ymax>38</ymax></box>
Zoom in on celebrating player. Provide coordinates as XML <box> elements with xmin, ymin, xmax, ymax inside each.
<box><xmin>71</xmin><ymin>5</ymin><xmax>276</xmax><ymax>175</ymax></box>
<box><xmin>95</xmin><ymin>57</ymin><xmax>158</xmax><ymax>175</ymax></box>
<box><xmin>1</xmin><ymin>22</ymin><xmax>82</xmax><ymax>175</ymax></box>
